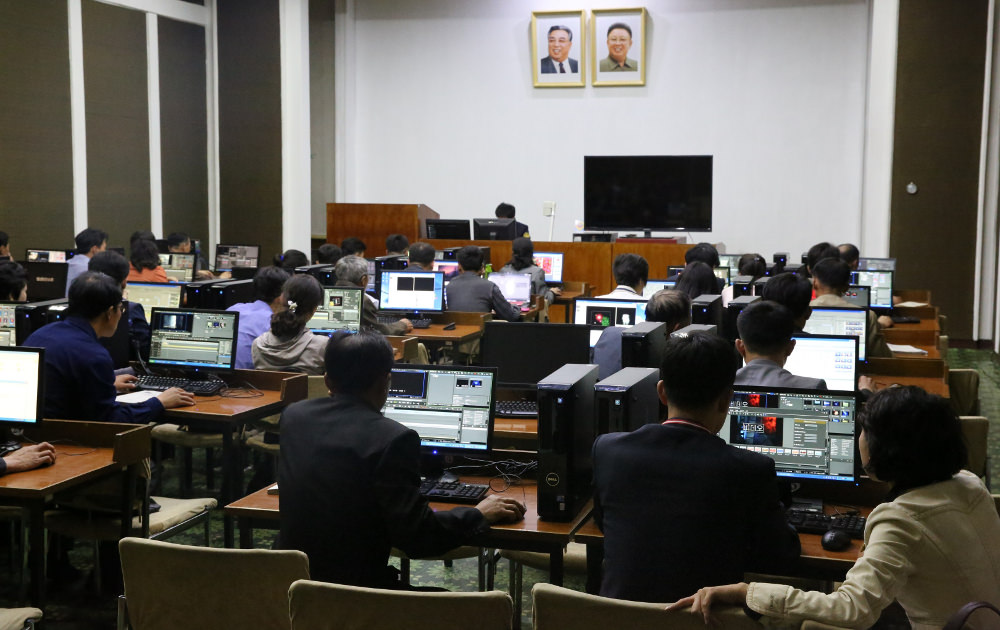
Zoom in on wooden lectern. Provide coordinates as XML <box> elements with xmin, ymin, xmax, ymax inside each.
<box><xmin>326</xmin><ymin>203</ymin><xmax>439</xmax><ymax>250</ymax></box>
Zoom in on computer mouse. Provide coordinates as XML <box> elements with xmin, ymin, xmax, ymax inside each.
<box><xmin>443</xmin><ymin>322</ymin><xmax>457</xmax><ymax>330</ymax></box>
<box><xmin>821</xmin><ymin>529</ymin><xmax>852</xmax><ymax>552</ymax></box>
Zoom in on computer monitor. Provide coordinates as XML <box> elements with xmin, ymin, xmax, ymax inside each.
<box><xmin>667</xmin><ymin>265</ymin><xmax>685</xmax><ymax>276</ymax></box>
<box><xmin>803</xmin><ymin>306</ymin><xmax>868</xmax><ymax>360</ymax></box>
<box><xmin>25</xmin><ymin>249</ymin><xmax>70</xmax><ymax>263</ymax></box>
<box><xmin>857</xmin><ymin>257</ymin><xmax>896</xmax><ymax>271</ymax></box>
<box><xmin>842</xmin><ymin>285</ymin><xmax>871</xmax><ymax>309</ymax></box>
<box><xmin>573</xmin><ymin>298</ymin><xmax>649</xmax><ymax>346</ymax></box>
<box><xmin>306</xmin><ymin>287</ymin><xmax>364</xmax><ymax>335</ymax></box>
<box><xmin>720</xmin><ymin>387</ymin><xmax>858</xmax><ymax>484</ymax></box>
<box><xmin>489</xmin><ymin>273</ymin><xmax>531</xmax><ymax>306</ymax></box>
<box><xmin>473</xmin><ymin>218</ymin><xmax>517</xmax><ymax>240</ymax></box>
<box><xmin>126</xmin><ymin>282</ymin><xmax>184</xmax><ymax>321</ymax></box>
<box><xmin>784</xmin><ymin>334</ymin><xmax>859</xmax><ymax>392</ymax></box>
<box><xmin>714</xmin><ymin>267</ymin><xmax>731</xmax><ymax>286</ymax></box>
<box><xmin>378</xmin><ymin>270</ymin><xmax>444</xmax><ymax>313</ymax></box>
<box><xmin>642</xmin><ymin>279</ymin><xmax>676</xmax><ymax>298</ymax></box>
<box><xmin>431</xmin><ymin>260</ymin><xmax>461</xmax><ymax>283</ymax></box>
<box><xmin>0</xmin><ymin>303</ymin><xmax>17</xmax><ymax>347</ymax></box>
<box><xmin>717</xmin><ymin>254</ymin><xmax>741</xmax><ymax>269</ymax></box>
<box><xmin>532</xmin><ymin>252</ymin><xmax>565</xmax><ymax>283</ymax></box>
<box><xmin>147</xmin><ymin>308</ymin><xmax>238</xmax><ymax>372</ymax></box>
<box><xmin>480</xmin><ymin>321</ymin><xmax>591</xmax><ymax>388</ymax></box>
<box><xmin>0</xmin><ymin>346</ymin><xmax>44</xmax><ymax>427</ymax></box>
<box><xmin>850</xmin><ymin>270</ymin><xmax>893</xmax><ymax>310</ymax></box>
<box><xmin>158</xmin><ymin>253</ymin><xmax>196</xmax><ymax>282</ymax></box>
<box><xmin>382</xmin><ymin>364</ymin><xmax>495</xmax><ymax>457</ymax></box>
<box><xmin>365</xmin><ymin>259</ymin><xmax>376</xmax><ymax>293</ymax></box>
<box><xmin>425</xmin><ymin>219</ymin><xmax>471</xmax><ymax>240</ymax></box>
<box><xmin>214</xmin><ymin>244</ymin><xmax>260</xmax><ymax>273</ymax></box>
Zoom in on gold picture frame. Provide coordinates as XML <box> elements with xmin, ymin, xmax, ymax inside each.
<box><xmin>591</xmin><ymin>7</ymin><xmax>647</xmax><ymax>87</ymax></box>
<box><xmin>531</xmin><ymin>10</ymin><xmax>586</xmax><ymax>88</ymax></box>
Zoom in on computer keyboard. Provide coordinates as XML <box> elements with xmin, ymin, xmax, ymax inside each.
<box><xmin>419</xmin><ymin>479</ymin><xmax>490</xmax><ymax>505</ymax></box>
<box><xmin>786</xmin><ymin>511</ymin><xmax>866</xmax><ymax>539</ymax></box>
<box><xmin>135</xmin><ymin>375</ymin><xmax>225</xmax><ymax>397</ymax></box>
<box><xmin>495</xmin><ymin>400</ymin><xmax>539</xmax><ymax>418</ymax></box>
<box><xmin>376</xmin><ymin>316</ymin><xmax>432</xmax><ymax>329</ymax></box>
<box><xmin>891</xmin><ymin>314</ymin><xmax>920</xmax><ymax>324</ymax></box>
<box><xmin>0</xmin><ymin>441</ymin><xmax>21</xmax><ymax>457</ymax></box>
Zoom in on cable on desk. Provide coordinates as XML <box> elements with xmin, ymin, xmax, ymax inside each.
<box><xmin>444</xmin><ymin>457</ymin><xmax>538</xmax><ymax>493</ymax></box>
<box><xmin>220</xmin><ymin>381</ymin><xmax>264</xmax><ymax>398</ymax></box>
<box><xmin>16</xmin><ymin>433</ymin><xmax>98</xmax><ymax>456</ymax></box>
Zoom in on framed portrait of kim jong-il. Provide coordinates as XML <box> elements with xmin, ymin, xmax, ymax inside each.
<box><xmin>591</xmin><ymin>8</ymin><xmax>647</xmax><ymax>87</ymax></box>
<box><xmin>532</xmin><ymin>11</ymin><xmax>586</xmax><ymax>88</ymax></box>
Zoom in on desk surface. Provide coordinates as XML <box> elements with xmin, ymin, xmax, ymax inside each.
<box><xmin>867</xmin><ymin>375</ymin><xmax>950</xmax><ymax>397</ymax></box>
<box><xmin>0</xmin><ymin>445</ymin><xmax>118</xmax><ymax>497</ymax></box>
<box><xmin>163</xmin><ymin>389</ymin><xmax>286</xmax><ymax>423</ymax></box>
<box><xmin>406</xmin><ymin>323</ymin><xmax>483</xmax><ymax>344</ymax></box>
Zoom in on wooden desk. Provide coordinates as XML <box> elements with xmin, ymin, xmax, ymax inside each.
<box><xmin>883</xmin><ymin>318</ymin><xmax>940</xmax><ymax>346</ymax></box>
<box><xmin>862</xmin><ymin>357</ymin><xmax>950</xmax><ymax>397</ymax></box>
<box><xmin>889</xmin><ymin>343</ymin><xmax>940</xmax><ymax>359</ymax></box>
<box><xmin>552</xmin><ymin>283</ymin><xmax>591</xmax><ymax>323</ymax></box>
<box><xmin>867</xmin><ymin>375</ymin><xmax>950</xmax><ymax>397</ymax></box>
<box><xmin>5</xmin><ymin>420</ymin><xmax>150</xmax><ymax>608</ymax></box>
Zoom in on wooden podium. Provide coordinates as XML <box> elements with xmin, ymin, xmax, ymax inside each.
<box><xmin>326</xmin><ymin>203</ymin><xmax>439</xmax><ymax>250</ymax></box>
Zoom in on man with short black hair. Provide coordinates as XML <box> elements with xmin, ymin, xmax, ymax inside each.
<box><xmin>445</xmin><ymin>246</ymin><xmax>521</xmax><ymax>321</ymax></box>
<box><xmin>592</xmin><ymin>332</ymin><xmax>799</xmax><ymax>603</ymax></box>
<box><xmin>735</xmin><ymin>300</ymin><xmax>827</xmax><ymax>389</ymax></box>
<box><xmin>0</xmin><ymin>231</ymin><xmax>10</xmax><ymax>262</ymax></box>
<box><xmin>278</xmin><ymin>331</ymin><xmax>525</xmax><ymax>587</ymax></box>
<box><xmin>494</xmin><ymin>202</ymin><xmax>530</xmax><ymax>239</ymax></box>
<box><xmin>65</xmin><ymin>228</ymin><xmax>108</xmax><ymax>296</ymax></box>
<box><xmin>839</xmin><ymin>243</ymin><xmax>860</xmax><ymax>270</ymax></box>
<box><xmin>761</xmin><ymin>272</ymin><xmax>813</xmax><ymax>331</ymax></box>
<box><xmin>89</xmin><ymin>251</ymin><xmax>151</xmax><ymax>363</ymax></box>
<box><xmin>385</xmin><ymin>234</ymin><xmax>409</xmax><ymax>256</ymax></box>
<box><xmin>226</xmin><ymin>266</ymin><xmax>291</xmax><ymax>369</ymax></box>
<box><xmin>315</xmin><ymin>243</ymin><xmax>343</xmax><ymax>266</ymax></box>
<box><xmin>406</xmin><ymin>242</ymin><xmax>435</xmax><ymax>271</ymax></box>
<box><xmin>593</xmin><ymin>289</ymin><xmax>691</xmax><ymax>379</ymax></box>
<box><xmin>805</xmin><ymin>242</ymin><xmax>841</xmax><ymax>277</ymax></box>
<box><xmin>340</xmin><ymin>237</ymin><xmax>366</xmax><ymax>257</ymax></box>
<box><xmin>0</xmin><ymin>262</ymin><xmax>27</xmax><ymax>301</ymax></box>
<box><xmin>811</xmin><ymin>258</ymin><xmax>891</xmax><ymax>357</ymax></box>
<box><xmin>596</xmin><ymin>253</ymin><xmax>648</xmax><ymax>299</ymax></box>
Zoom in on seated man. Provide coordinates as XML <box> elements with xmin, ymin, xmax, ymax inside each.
<box><xmin>167</xmin><ymin>231</ymin><xmax>212</xmax><ymax>280</ymax></box>
<box><xmin>0</xmin><ymin>261</ymin><xmax>27</xmax><ymax>301</ymax></box>
<box><xmin>593</xmin><ymin>289</ymin><xmax>691</xmax><ymax>379</ymax></box>
<box><xmin>734</xmin><ymin>300</ymin><xmax>827</xmax><ymax>390</ymax></box>
<box><xmin>385</xmin><ymin>233</ymin><xmax>409</xmax><ymax>256</ymax></box>
<box><xmin>804</xmin><ymin>241</ymin><xmax>841</xmax><ymax>278</ymax></box>
<box><xmin>89</xmin><ymin>251</ymin><xmax>152</xmax><ymax>362</ymax></box>
<box><xmin>278</xmin><ymin>332</ymin><xmax>525</xmax><ymax>587</ymax></box>
<box><xmin>810</xmin><ymin>258</ymin><xmax>891</xmax><ymax>357</ymax></box>
<box><xmin>0</xmin><ymin>230</ymin><xmax>11</xmax><ymax>262</ymax></box>
<box><xmin>25</xmin><ymin>272</ymin><xmax>193</xmax><ymax>422</ymax></box>
<box><xmin>333</xmin><ymin>255</ymin><xmax>413</xmax><ymax>334</ymax></box>
<box><xmin>760</xmin><ymin>272</ymin><xmax>813</xmax><ymax>331</ymax></box>
<box><xmin>65</xmin><ymin>227</ymin><xmax>107</xmax><ymax>296</ymax></box>
<box><xmin>226</xmin><ymin>266</ymin><xmax>290</xmax><ymax>369</ymax></box>
<box><xmin>495</xmin><ymin>202</ymin><xmax>530</xmax><ymax>239</ymax></box>
<box><xmin>839</xmin><ymin>243</ymin><xmax>860</xmax><ymax>270</ymax></box>
<box><xmin>406</xmin><ymin>242</ymin><xmax>435</xmax><ymax>272</ymax></box>
<box><xmin>0</xmin><ymin>443</ymin><xmax>55</xmax><ymax>475</ymax></box>
<box><xmin>592</xmin><ymin>332</ymin><xmax>799</xmax><ymax>603</ymax></box>
<box><xmin>445</xmin><ymin>246</ymin><xmax>521</xmax><ymax>321</ymax></box>
<box><xmin>314</xmin><ymin>243</ymin><xmax>342</xmax><ymax>266</ymax></box>
<box><xmin>595</xmin><ymin>253</ymin><xmax>648</xmax><ymax>300</ymax></box>
<box><xmin>340</xmin><ymin>237</ymin><xmax>366</xmax><ymax>258</ymax></box>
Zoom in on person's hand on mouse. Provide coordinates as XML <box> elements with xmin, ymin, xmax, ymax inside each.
<box><xmin>5</xmin><ymin>442</ymin><xmax>56</xmax><ymax>473</ymax></box>
<box><xmin>475</xmin><ymin>495</ymin><xmax>527</xmax><ymax>524</ymax></box>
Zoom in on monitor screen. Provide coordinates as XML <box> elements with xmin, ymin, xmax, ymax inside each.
<box><xmin>148</xmin><ymin>308</ymin><xmax>238</xmax><ymax>371</ymax></box>
<box><xmin>784</xmin><ymin>334</ymin><xmax>859</xmax><ymax>392</ymax></box>
<box><xmin>431</xmin><ymin>260</ymin><xmax>461</xmax><ymax>283</ymax></box>
<box><xmin>480</xmin><ymin>321</ymin><xmax>591</xmax><ymax>387</ymax></box>
<box><xmin>0</xmin><ymin>346</ymin><xmax>44</xmax><ymax>425</ymax></box>
<box><xmin>126</xmin><ymin>282</ymin><xmax>184</xmax><ymax>321</ymax></box>
<box><xmin>215</xmin><ymin>245</ymin><xmax>260</xmax><ymax>272</ymax></box>
<box><xmin>718</xmin><ymin>254</ymin><xmax>741</xmax><ymax>269</ymax></box>
<box><xmin>842</xmin><ymin>285</ymin><xmax>871</xmax><ymax>310</ymax></box>
<box><xmin>382</xmin><ymin>365</ymin><xmax>495</xmax><ymax>455</ymax></box>
<box><xmin>533</xmin><ymin>252</ymin><xmax>564</xmax><ymax>283</ymax></box>
<box><xmin>667</xmin><ymin>265</ymin><xmax>685</xmax><ymax>276</ymax></box>
<box><xmin>574</xmin><ymin>298</ymin><xmax>648</xmax><ymax>346</ymax></box>
<box><xmin>857</xmin><ymin>257</ymin><xmax>896</xmax><ymax>271</ymax></box>
<box><xmin>714</xmin><ymin>267</ymin><xmax>730</xmax><ymax>286</ymax></box>
<box><xmin>25</xmin><ymin>249</ymin><xmax>69</xmax><ymax>263</ymax></box>
<box><xmin>0</xmin><ymin>303</ymin><xmax>17</xmax><ymax>347</ymax></box>
<box><xmin>366</xmin><ymin>259</ymin><xmax>376</xmax><ymax>293</ymax></box>
<box><xmin>425</xmin><ymin>219</ymin><xmax>471</xmax><ymax>240</ymax></box>
<box><xmin>803</xmin><ymin>307</ymin><xmax>868</xmax><ymax>360</ymax></box>
<box><xmin>378</xmin><ymin>270</ymin><xmax>444</xmax><ymax>312</ymax></box>
<box><xmin>159</xmin><ymin>253</ymin><xmax>196</xmax><ymax>282</ymax></box>
<box><xmin>489</xmin><ymin>273</ymin><xmax>531</xmax><ymax>304</ymax></box>
<box><xmin>850</xmin><ymin>270</ymin><xmax>893</xmax><ymax>310</ymax></box>
<box><xmin>642</xmin><ymin>279</ymin><xmax>676</xmax><ymax>298</ymax></box>
<box><xmin>473</xmin><ymin>218</ymin><xmax>517</xmax><ymax>240</ymax></box>
<box><xmin>720</xmin><ymin>387</ymin><xmax>858</xmax><ymax>483</ymax></box>
<box><xmin>306</xmin><ymin>287</ymin><xmax>364</xmax><ymax>334</ymax></box>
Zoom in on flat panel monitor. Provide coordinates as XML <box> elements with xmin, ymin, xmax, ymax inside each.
<box><xmin>803</xmin><ymin>306</ymin><xmax>868</xmax><ymax>360</ymax></box>
<box><xmin>148</xmin><ymin>308</ymin><xmax>238</xmax><ymax>372</ymax></box>
<box><xmin>667</xmin><ymin>265</ymin><xmax>685</xmax><ymax>276</ymax></box>
<box><xmin>850</xmin><ymin>270</ymin><xmax>893</xmax><ymax>310</ymax></box>
<box><xmin>714</xmin><ymin>266</ymin><xmax>731</xmax><ymax>286</ymax></box>
<box><xmin>126</xmin><ymin>282</ymin><xmax>184</xmax><ymax>321</ymax></box>
<box><xmin>431</xmin><ymin>260</ymin><xmax>461</xmax><ymax>283</ymax></box>
<box><xmin>473</xmin><ymin>218</ymin><xmax>517</xmax><ymax>240</ymax></box>
<box><xmin>584</xmin><ymin>155</ymin><xmax>713</xmax><ymax>232</ymax></box>
<box><xmin>785</xmin><ymin>334</ymin><xmax>859</xmax><ymax>392</ymax></box>
<box><xmin>721</xmin><ymin>387</ymin><xmax>858</xmax><ymax>483</ymax></box>
<box><xmin>425</xmin><ymin>219</ymin><xmax>471</xmax><ymax>240</ymax></box>
<box><xmin>366</xmin><ymin>259</ymin><xmax>376</xmax><ymax>293</ymax></box>
<box><xmin>0</xmin><ymin>346</ymin><xmax>44</xmax><ymax>426</ymax></box>
<box><xmin>480</xmin><ymin>321</ymin><xmax>591</xmax><ymax>388</ymax></box>
<box><xmin>532</xmin><ymin>252</ymin><xmax>565</xmax><ymax>283</ymax></box>
<box><xmin>378</xmin><ymin>270</ymin><xmax>444</xmax><ymax>313</ymax></box>
<box><xmin>25</xmin><ymin>249</ymin><xmax>70</xmax><ymax>263</ymax></box>
<box><xmin>306</xmin><ymin>287</ymin><xmax>364</xmax><ymax>334</ymax></box>
<box><xmin>0</xmin><ymin>303</ymin><xmax>17</xmax><ymax>347</ymax></box>
<box><xmin>489</xmin><ymin>273</ymin><xmax>531</xmax><ymax>306</ymax></box>
<box><xmin>382</xmin><ymin>365</ymin><xmax>495</xmax><ymax>456</ymax></box>
<box><xmin>573</xmin><ymin>298</ymin><xmax>648</xmax><ymax>347</ymax></box>
<box><xmin>858</xmin><ymin>257</ymin><xmax>896</xmax><ymax>271</ymax></box>
<box><xmin>158</xmin><ymin>253</ymin><xmax>196</xmax><ymax>282</ymax></box>
<box><xmin>718</xmin><ymin>254</ymin><xmax>741</xmax><ymax>269</ymax></box>
<box><xmin>842</xmin><ymin>285</ymin><xmax>871</xmax><ymax>310</ymax></box>
<box><xmin>215</xmin><ymin>244</ymin><xmax>260</xmax><ymax>272</ymax></box>
<box><xmin>642</xmin><ymin>279</ymin><xmax>676</xmax><ymax>298</ymax></box>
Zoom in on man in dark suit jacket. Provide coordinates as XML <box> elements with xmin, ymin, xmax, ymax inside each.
<box><xmin>278</xmin><ymin>332</ymin><xmax>525</xmax><ymax>588</ymax></box>
<box><xmin>734</xmin><ymin>300</ymin><xmax>828</xmax><ymax>390</ymax></box>
<box><xmin>539</xmin><ymin>24</ymin><xmax>579</xmax><ymax>74</ymax></box>
<box><xmin>445</xmin><ymin>246</ymin><xmax>521</xmax><ymax>322</ymax></box>
<box><xmin>592</xmin><ymin>332</ymin><xmax>799</xmax><ymax>603</ymax></box>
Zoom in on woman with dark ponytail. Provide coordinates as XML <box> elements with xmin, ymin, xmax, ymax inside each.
<box><xmin>252</xmin><ymin>274</ymin><xmax>328</xmax><ymax>374</ymax></box>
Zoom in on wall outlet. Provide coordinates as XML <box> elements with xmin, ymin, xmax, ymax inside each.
<box><xmin>542</xmin><ymin>201</ymin><xmax>556</xmax><ymax>217</ymax></box>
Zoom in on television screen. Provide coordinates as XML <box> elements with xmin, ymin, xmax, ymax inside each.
<box><xmin>584</xmin><ymin>155</ymin><xmax>713</xmax><ymax>232</ymax></box>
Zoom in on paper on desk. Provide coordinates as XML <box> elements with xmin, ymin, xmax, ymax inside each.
<box><xmin>267</xmin><ymin>484</ymin><xmax>279</xmax><ymax>495</ymax></box>
<box><xmin>887</xmin><ymin>343</ymin><xmax>928</xmax><ymax>355</ymax></box>
<box><xmin>895</xmin><ymin>301</ymin><xmax>928</xmax><ymax>308</ymax></box>
<box><xmin>116</xmin><ymin>390</ymin><xmax>160</xmax><ymax>403</ymax></box>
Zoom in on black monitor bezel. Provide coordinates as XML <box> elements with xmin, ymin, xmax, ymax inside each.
<box><xmin>147</xmin><ymin>307</ymin><xmax>240</xmax><ymax>373</ymax></box>
<box><xmin>0</xmin><ymin>346</ymin><xmax>45</xmax><ymax>426</ymax></box>
<box><xmin>786</xmin><ymin>333</ymin><xmax>861</xmax><ymax>392</ymax></box>
<box><xmin>425</xmin><ymin>219</ymin><xmax>472</xmax><ymax>240</ymax></box>
<box><xmin>377</xmin><ymin>270</ymin><xmax>445</xmax><ymax>314</ymax></box>
<box><xmin>214</xmin><ymin>244</ymin><xmax>261</xmax><ymax>272</ymax></box>
<box><xmin>480</xmin><ymin>321</ymin><xmax>592</xmax><ymax>388</ymax></box>
<box><xmin>803</xmin><ymin>305</ymin><xmax>870</xmax><ymax>361</ymax></box>
<box><xmin>472</xmin><ymin>218</ymin><xmax>517</xmax><ymax>240</ymax></box>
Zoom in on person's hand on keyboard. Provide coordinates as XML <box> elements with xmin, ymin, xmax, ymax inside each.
<box><xmin>156</xmin><ymin>387</ymin><xmax>196</xmax><ymax>409</ymax></box>
<box><xmin>399</xmin><ymin>318</ymin><xmax>414</xmax><ymax>333</ymax></box>
<box><xmin>115</xmin><ymin>373</ymin><xmax>138</xmax><ymax>394</ymax></box>
<box><xmin>5</xmin><ymin>442</ymin><xmax>56</xmax><ymax>473</ymax></box>
<box><xmin>475</xmin><ymin>495</ymin><xmax>527</xmax><ymax>524</ymax></box>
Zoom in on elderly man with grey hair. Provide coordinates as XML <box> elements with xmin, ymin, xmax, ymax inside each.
<box><xmin>334</xmin><ymin>255</ymin><xmax>412</xmax><ymax>335</ymax></box>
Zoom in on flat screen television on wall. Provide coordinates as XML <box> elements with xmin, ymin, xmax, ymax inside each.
<box><xmin>583</xmin><ymin>155</ymin><xmax>713</xmax><ymax>233</ymax></box>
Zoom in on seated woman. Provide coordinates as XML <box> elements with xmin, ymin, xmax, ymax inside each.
<box><xmin>252</xmin><ymin>274</ymin><xmax>328</xmax><ymax>374</ymax></box>
<box><xmin>670</xmin><ymin>386</ymin><xmax>1000</xmax><ymax>629</ymax></box>
<box><xmin>498</xmin><ymin>237</ymin><xmax>560</xmax><ymax>306</ymax></box>
<box><xmin>127</xmin><ymin>238</ymin><xmax>169</xmax><ymax>283</ymax></box>
<box><xmin>674</xmin><ymin>261</ymin><xmax>718</xmax><ymax>300</ymax></box>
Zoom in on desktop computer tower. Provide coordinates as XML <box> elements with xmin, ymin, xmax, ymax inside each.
<box><xmin>784</xmin><ymin>262</ymin><xmax>803</xmax><ymax>274</ymax></box>
<box><xmin>24</xmin><ymin>262</ymin><xmax>69</xmax><ymax>301</ymax></box>
<box><xmin>621</xmin><ymin>321</ymin><xmax>667</xmax><ymax>370</ymax></box>
<box><xmin>773</xmin><ymin>252</ymin><xmax>788</xmax><ymax>265</ymax></box>
<box><xmin>731</xmin><ymin>275</ymin><xmax>753</xmax><ymax>299</ymax></box>
<box><xmin>182</xmin><ymin>280</ymin><xmax>219</xmax><ymax>309</ymax></box>
<box><xmin>374</xmin><ymin>256</ymin><xmax>409</xmax><ymax>296</ymax></box>
<box><xmin>295</xmin><ymin>264</ymin><xmax>337</xmax><ymax>286</ymax></box>
<box><xmin>753</xmin><ymin>276</ymin><xmax>770</xmax><ymax>295</ymax></box>
<box><xmin>14</xmin><ymin>298</ymin><xmax>68</xmax><ymax>344</ymax></box>
<box><xmin>670</xmin><ymin>323</ymin><xmax>718</xmax><ymax>338</ymax></box>
<box><xmin>594</xmin><ymin>367</ymin><xmax>660</xmax><ymax>434</ymax></box>
<box><xmin>212</xmin><ymin>279</ymin><xmax>255</xmax><ymax>309</ymax></box>
<box><xmin>537</xmin><ymin>363</ymin><xmax>598</xmax><ymax>521</ymax></box>
<box><xmin>725</xmin><ymin>295</ymin><xmax>760</xmax><ymax>341</ymax></box>
<box><xmin>691</xmin><ymin>294</ymin><xmax>723</xmax><ymax>330</ymax></box>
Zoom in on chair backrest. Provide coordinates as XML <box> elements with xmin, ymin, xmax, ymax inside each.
<box><xmin>532</xmin><ymin>583</ymin><xmax>762</xmax><ymax>630</ymax></box>
<box><xmin>288</xmin><ymin>579</ymin><xmax>513</xmax><ymax>630</ymax></box>
<box><xmin>307</xmin><ymin>375</ymin><xmax>328</xmax><ymax>399</ymax></box>
<box><xmin>959</xmin><ymin>416</ymin><xmax>989</xmax><ymax>480</ymax></box>
<box><xmin>950</xmin><ymin>369</ymin><xmax>981</xmax><ymax>416</ymax></box>
<box><xmin>119</xmin><ymin>537</ymin><xmax>309</xmax><ymax>630</ymax></box>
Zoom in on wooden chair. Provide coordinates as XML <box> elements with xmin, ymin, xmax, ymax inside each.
<box><xmin>960</xmin><ymin>416</ymin><xmax>991</xmax><ymax>489</ymax></box>
<box><xmin>0</xmin><ymin>609</ymin><xmax>42</xmax><ymax>630</ymax></box>
<box><xmin>949</xmin><ymin>369</ymin><xmax>981</xmax><ymax>416</ymax></box>
<box><xmin>287</xmin><ymin>579</ymin><xmax>513</xmax><ymax>630</ymax></box>
<box><xmin>117</xmin><ymin>537</ymin><xmax>309</xmax><ymax>630</ymax></box>
<box><xmin>531</xmin><ymin>583</ymin><xmax>762</xmax><ymax>630</ymax></box>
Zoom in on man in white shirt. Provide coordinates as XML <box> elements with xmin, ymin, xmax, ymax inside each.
<box><xmin>596</xmin><ymin>253</ymin><xmax>649</xmax><ymax>299</ymax></box>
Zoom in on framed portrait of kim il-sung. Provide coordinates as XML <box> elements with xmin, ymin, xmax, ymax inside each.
<box><xmin>531</xmin><ymin>11</ymin><xmax>586</xmax><ymax>88</ymax></box>
<box><xmin>591</xmin><ymin>7</ymin><xmax>647</xmax><ymax>87</ymax></box>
